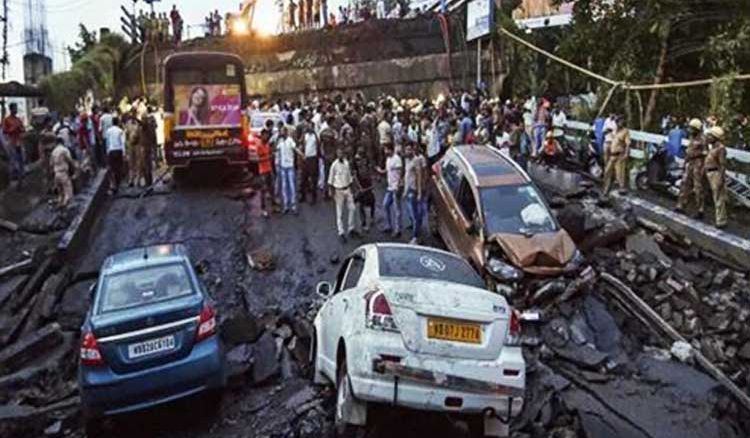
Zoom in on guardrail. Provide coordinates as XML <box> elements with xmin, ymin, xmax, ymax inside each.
<box><xmin>557</xmin><ymin>120</ymin><xmax>750</xmax><ymax>165</ymax></box>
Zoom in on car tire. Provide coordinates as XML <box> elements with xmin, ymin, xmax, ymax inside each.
<box><xmin>84</xmin><ymin>418</ymin><xmax>103</xmax><ymax>437</ymax></box>
<box><xmin>468</xmin><ymin>417</ymin><xmax>486</xmax><ymax>438</ymax></box>
<box><xmin>335</xmin><ymin>360</ymin><xmax>366</xmax><ymax>438</ymax></box>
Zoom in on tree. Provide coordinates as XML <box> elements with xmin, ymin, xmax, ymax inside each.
<box><xmin>67</xmin><ymin>24</ymin><xmax>98</xmax><ymax>64</ymax></box>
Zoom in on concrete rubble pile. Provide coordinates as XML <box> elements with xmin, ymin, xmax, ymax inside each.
<box><xmin>0</xmin><ymin>254</ymin><xmax>83</xmax><ymax>438</ymax></box>
<box><xmin>514</xmin><ymin>174</ymin><xmax>750</xmax><ymax>437</ymax></box>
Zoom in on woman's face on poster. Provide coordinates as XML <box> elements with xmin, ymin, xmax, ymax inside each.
<box><xmin>191</xmin><ymin>88</ymin><xmax>207</xmax><ymax>108</ymax></box>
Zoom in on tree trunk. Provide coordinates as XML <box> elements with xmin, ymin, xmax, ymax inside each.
<box><xmin>643</xmin><ymin>21</ymin><xmax>671</xmax><ymax>130</ymax></box>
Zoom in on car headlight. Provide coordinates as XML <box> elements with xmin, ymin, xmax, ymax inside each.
<box><xmin>564</xmin><ymin>250</ymin><xmax>585</xmax><ymax>273</ymax></box>
<box><xmin>487</xmin><ymin>257</ymin><xmax>524</xmax><ymax>282</ymax></box>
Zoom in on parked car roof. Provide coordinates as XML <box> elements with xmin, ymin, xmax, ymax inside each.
<box><xmin>102</xmin><ymin>244</ymin><xmax>189</xmax><ymax>274</ymax></box>
<box><xmin>453</xmin><ymin>146</ymin><xmax>529</xmax><ymax>188</ymax></box>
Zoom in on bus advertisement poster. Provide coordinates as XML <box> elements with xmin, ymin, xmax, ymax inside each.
<box><xmin>175</xmin><ymin>84</ymin><xmax>242</xmax><ymax>128</ymax></box>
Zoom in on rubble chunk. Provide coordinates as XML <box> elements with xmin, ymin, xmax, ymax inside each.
<box><xmin>221</xmin><ymin>313</ymin><xmax>262</xmax><ymax>346</ymax></box>
<box><xmin>0</xmin><ymin>275</ymin><xmax>27</xmax><ymax>309</ymax></box>
<box><xmin>626</xmin><ymin>232</ymin><xmax>672</xmax><ymax>267</ymax></box>
<box><xmin>226</xmin><ymin>344</ymin><xmax>254</xmax><ymax>387</ymax></box>
<box><xmin>0</xmin><ymin>323</ymin><xmax>63</xmax><ymax>375</ymax></box>
<box><xmin>252</xmin><ymin>332</ymin><xmax>280</xmax><ymax>385</ymax></box>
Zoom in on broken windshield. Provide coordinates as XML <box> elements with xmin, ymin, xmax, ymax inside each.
<box><xmin>480</xmin><ymin>184</ymin><xmax>558</xmax><ymax>235</ymax></box>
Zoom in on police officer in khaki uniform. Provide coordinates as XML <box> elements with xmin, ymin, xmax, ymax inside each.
<box><xmin>676</xmin><ymin>119</ymin><xmax>707</xmax><ymax>217</ymax></box>
<box><xmin>704</xmin><ymin>126</ymin><xmax>728</xmax><ymax>228</ymax></box>
<box><xmin>50</xmin><ymin>137</ymin><xmax>77</xmax><ymax>208</ymax></box>
<box><xmin>603</xmin><ymin>116</ymin><xmax>630</xmax><ymax>194</ymax></box>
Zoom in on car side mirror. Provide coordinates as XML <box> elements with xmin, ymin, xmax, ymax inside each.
<box><xmin>316</xmin><ymin>281</ymin><xmax>332</xmax><ymax>298</ymax></box>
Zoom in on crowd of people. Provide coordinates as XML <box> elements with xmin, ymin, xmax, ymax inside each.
<box><xmin>243</xmin><ymin>88</ymin><xmax>736</xmax><ymax>243</ymax></box>
<box><xmin>136</xmin><ymin>4</ymin><xmax>183</xmax><ymax>45</ymax></box>
<box><xmin>0</xmin><ymin>98</ymin><xmax>165</xmax><ymax>209</ymax></box>
<box><xmin>283</xmin><ymin>0</ymin><xmax>421</xmax><ymax>32</ymax></box>
<box><xmin>0</xmin><ymin>88</ymin><xmax>738</xmax><ymax>233</ymax></box>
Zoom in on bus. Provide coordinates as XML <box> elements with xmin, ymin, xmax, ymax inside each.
<box><xmin>163</xmin><ymin>52</ymin><xmax>249</xmax><ymax>169</ymax></box>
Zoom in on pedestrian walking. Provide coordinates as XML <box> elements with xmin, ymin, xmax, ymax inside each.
<box><xmin>319</xmin><ymin>116</ymin><xmax>338</xmax><ymax>200</ymax></box>
<box><xmin>704</xmin><ymin>127</ymin><xmax>728</xmax><ymax>228</ymax></box>
<box><xmin>403</xmin><ymin>142</ymin><xmax>426</xmax><ymax>244</ymax></box>
<box><xmin>105</xmin><ymin>117</ymin><xmax>126</xmax><ymax>194</ymax></box>
<box><xmin>602</xmin><ymin>116</ymin><xmax>630</xmax><ymax>195</ymax></box>
<box><xmin>139</xmin><ymin>112</ymin><xmax>157</xmax><ymax>187</ymax></box>
<box><xmin>124</xmin><ymin>113</ymin><xmax>142</xmax><ymax>187</ymax></box>
<box><xmin>277</xmin><ymin>127</ymin><xmax>300</xmax><ymax>214</ymax></box>
<box><xmin>328</xmin><ymin>148</ymin><xmax>357</xmax><ymax>242</ymax></box>
<box><xmin>50</xmin><ymin>138</ymin><xmax>77</xmax><ymax>208</ymax></box>
<box><xmin>378</xmin><ymin>144</ymin><xmax>403</xmax><ymax>237</ymax></box>
<box><xmin>2</xmin><ymin>103</ymin><xmax>26</xmax><ymax>186</ymax></box>
<box><xmin>256</xmin><ymin>129</ymin><xmax>274</xmax><ymax>218</ymax></box>
<box><xmin>676</xmin><ymin>119</ymin><xmax>707</xmax><ymax>218</ymax></box>
<box><xmin>300</xmin><ymin>125</ymin><xmax>320</xmax><ymax>204</ymax></box>
<box><xmin>353</xmin><ymin>150</ymin><xmax>375</xmax><ymax>231</ymax></box>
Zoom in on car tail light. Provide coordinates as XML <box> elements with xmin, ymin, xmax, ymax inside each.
<box><xmin>80</xmin><ymin>331</ymin><xmax>104</xmax><ymax>366</ymax></box>
<box><xmin>505</xmin><ymin>309</ymin><xmax>521</xmax><ymax>346</ymax></box>
<box><xmin>364</xmin><ymin>290</ymin><xmax>399</xmax><ymax>333</ymax></box>
<box><xmin>196</xmin><ymin>303</ymin><xmax>217</xmax><ymax>342</ymax></box>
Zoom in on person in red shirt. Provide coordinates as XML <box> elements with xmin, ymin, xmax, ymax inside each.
<box><xmin>2</xmin><ymin>103</ymin><xmax>26</xmax><ymax>185</ymax></box>
<box><xmin>256</xmin><ymin>128</ymin><xmax>274</xmax><ymax>218</ymax></box>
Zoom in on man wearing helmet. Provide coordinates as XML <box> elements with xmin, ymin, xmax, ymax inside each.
<box><xmin>676</xmin><ymin>118</ymin><xmax>707</xmax><ymax>217</ymax></box>
<box><xmin>704</xmin><ymin>126</ymin><xmax>728</xmax><ymax>228</ymax></box>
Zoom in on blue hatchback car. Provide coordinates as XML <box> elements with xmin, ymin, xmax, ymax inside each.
<box><xmin>78</xmin><ymin>244</ymin><xmax>225</xmax><ymax>433</ymax></box>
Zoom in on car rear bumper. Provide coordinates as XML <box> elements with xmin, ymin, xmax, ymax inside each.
<box><xmin>345</xmin><ymin>331</ymin><xmax>525</xmax><ymax>417</ymax></box>
<box><xmin>79</xmin><ymin>336</ymin><xmax>225</xmax><ymax>418</ymax></box>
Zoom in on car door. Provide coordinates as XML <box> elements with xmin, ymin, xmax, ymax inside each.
<box><xmin>433</xmin><ymin>157</ymin><xmax>465</xmax><ymax>253</ymax></box>
<box><xmin>455</xmin><ymin>177</ymin><xmax>485</xmax><ymax>268</ymax></box>
<box><xmin>328</xmin><ymin>252</ymin><xmax>366</xmax><ymax>351</ymax></box>
<box><xmin>319</xmin><ymin>256</ymin><xmax>352</xmax><ymax>374</ymax></box>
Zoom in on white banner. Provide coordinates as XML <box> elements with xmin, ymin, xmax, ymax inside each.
<box><xmin>466</xmin><ymin>0</ymin><xmax>493</xmax><ymax>41</ymax></box>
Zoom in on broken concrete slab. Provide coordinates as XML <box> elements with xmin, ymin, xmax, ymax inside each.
<box><xmin>0</xmin><ymin>259</ymin><xmax>33</xmax><ymax>280</ymax></box>
<box><xmin>626</xmin><ymin>232</ymin><xmax>672</xmax><ymax>267</ymax></box>
<box><xmin>226</xmin><ymin>343</ymin><xmax>254</xmax><ymax>387</ymax></box>
<box><xmin>614</xmin><ymin>193</ymin><xmax>750</xmax><ymax>271</ymax></box>
<box><xmin>0</xmin><ymin>275</ymin><xmax>27</xmax><ymax>309</ymax></box>
<box><xmin>221</xmin><ymin>313</ymin><xmax>262</xmax><ymax>346</ymax></box>
<box><xmin>57</xmin><ymin>280</ymin><xmax>93</xmax><ymax>331</ymax></box>
<box><xmin>0</xmin><ymin>332</ymin><xmax>73</xmax><ymax>401</ymax></box>
<box><xmin>579</xmin><ymin>221</ymin><xmax>630</xmax><ymax>253</ymax></box>
<box><xmin>11</xmin><ymin>257</ymin><xmax>53</xmax><ymax>312</ymax></box>
<box><xmin>0</xmin><ymin>323</ymin><xmax>63</xmax><ymax>375</ymax></box>
<box><xmin>252</xmin><ymin>332</ymin><xmax>280</xmax><ymax>385</ymax></box>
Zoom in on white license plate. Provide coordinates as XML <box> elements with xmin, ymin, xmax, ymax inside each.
<box><xmin>128</xmin><ymin>335</ymin><xmax>176</xmax><ymax>359</ymax></box>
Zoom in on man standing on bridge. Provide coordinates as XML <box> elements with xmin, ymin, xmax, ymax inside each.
<box><xmin>602</xmin><ymin>116</ymin><xmax>630</xmax><ymax>195</ymax></box>
<box><xmin>704</xmin><ymin>127</ymin><xmax>728</xmax><ymax>229</ymax></box>
<box><xmin>676</xmin><ymin>119</ymin><xmax>707</xmax><ymax>218</ymax></box>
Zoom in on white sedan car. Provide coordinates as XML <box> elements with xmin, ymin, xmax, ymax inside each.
<box><xmin>312</xmin><ymin>244</ymin><xmax>525</xmax><ymax>437</ymax></box>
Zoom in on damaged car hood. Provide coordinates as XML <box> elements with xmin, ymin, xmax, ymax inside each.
<box><xmin>489</xmin><ymin>230</ymin><xmax>577</xmax><ymax>276</ymax></box>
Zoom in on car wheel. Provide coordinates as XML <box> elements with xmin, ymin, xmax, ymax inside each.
<box><xmin>635</xmin><ymin>172</ymin><xmax>649</xmax><ymax>191</ymax></box>
<box><xmin>85</xmin><ymin>418</ymin><xmax>103</xmax><ymax>437</ymax></box>
<box><xmin>335</xmin><ymin>360</ymin><xmax>366</xmax><ymax>438</ymax></box>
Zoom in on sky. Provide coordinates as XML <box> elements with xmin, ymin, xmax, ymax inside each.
<box><xmin>5</xmin><ymin>0</ymin><xmax>286</xmax><ymax>82</ymax></box>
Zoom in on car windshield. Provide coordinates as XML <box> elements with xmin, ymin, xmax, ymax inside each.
<box><xmin>480</xmin><ymin>184</ymin><xmax>558</xmax><ymax>235</ymax></box>
<box><xmin>378</xmin><ymin>247</ymin><xmax>485</xmax><ymax>288</ymax></box>
<box><xmin>98</xmin><ymin>263</ymin><xmax>195</xmax><ymax>313</ymax></box>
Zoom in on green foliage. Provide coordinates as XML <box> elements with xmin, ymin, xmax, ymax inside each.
<box><xmin>500</xmin><ymin>0</ymin><xmax>750</xmax><ymax>129</ymax></box>
<box><xmin>67</xmin><ymin>24</ymin><xmax>98</xmax><ymax>64</ymax></box>
<box><xmin>710</xmin><ymin>73</ymin><xmax>744</xmax><ymax>127</ymax></box>
<box><xmin>41</xmin><ymin>30</ymin><xmax>129</xmax><ymax>113</ymax></box>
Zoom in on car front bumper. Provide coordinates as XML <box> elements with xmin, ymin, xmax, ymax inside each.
<box><xmin>79</xmin><ymin>336</ymin><xmax>225</xmax><ymax>418</ymax></box>
<box><xmin>344</xmin><ymin>331</ymin><xmax>525</xmax><ymax>418</ymax></box>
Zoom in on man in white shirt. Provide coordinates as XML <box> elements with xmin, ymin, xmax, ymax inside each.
<box><xmin>377</xmin><ymin>113</ymin><xmax>393</xmax><ymax>165</ymax></box>
<box><xmin>403</xmin><ymin>143</ymin><xmax>427</xmax><ymax>244</ymax></box>
<box><xmin>277</xmin><ymin>127</ymin><xmax>301</xmax><ymax>214</ymax></box>
<box><xmin>104</xmin><ymin>117</ymin><xmax>126</xmax><ymax>194</ymax></box>
<box><xmin>376</xmin><ymin>0</ymin><xmax>385</xmax><ymax>19</ymax></box>
<box><xmin>377</xmin><ymin>144</ymin><xmax>403</xmax><ymax>237</ymax></box>
<box><xmin>300</xmin><ymin>126</ymin><xmax>320</xmax><ymax>204</ymax></box>
<box><xmin>328</xmin><ymin>148</ymin><xmax>357</xmax><ymax>242</ymax></box>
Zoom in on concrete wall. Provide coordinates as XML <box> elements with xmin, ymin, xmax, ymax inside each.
<box><xmin>120</xmin><ymin>15</ymin><xmax>499</xmax><ymax>100</ymax></box>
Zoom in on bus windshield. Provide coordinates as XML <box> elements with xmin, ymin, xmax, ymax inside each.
<box><xmin>169</xmin><ymin>64</ymin><xmax>243</xmax><ymax>129</ymax></box>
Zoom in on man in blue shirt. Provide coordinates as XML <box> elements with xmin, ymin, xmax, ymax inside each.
<box><xmin>666</xmin><ymin>121</ymin><xmax>687</xmax><ymax>160</ymax></box>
